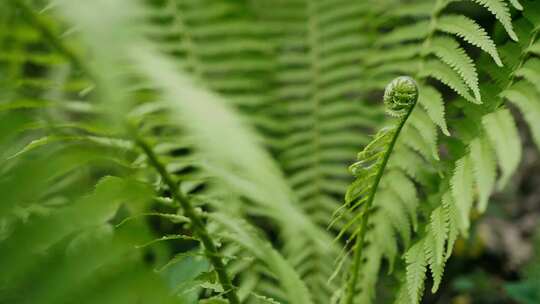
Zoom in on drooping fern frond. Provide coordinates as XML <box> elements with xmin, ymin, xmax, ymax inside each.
<box><xmin>141</xmin><ymin>4</ymin><xmax>347</xmax><ymax>301</ymax></box>
<box><xmin>48</xmin><ymin>1</ymin><xmax>338</xmax><ymax>302</ymax></box>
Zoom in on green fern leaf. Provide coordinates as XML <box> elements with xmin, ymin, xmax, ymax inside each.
<box><xmin>469</xmin><ymin>135</ymin><xmax>497</xmax><ymax>213</ymax></box>
<box><xmin>425</xmin><ymin>230</ymin><xmax>446</xmax><ymax>293</ymax></box>
<box><xmin>249</xmin><ymin>292</ymin><xmax>282</xmax><ymax>304</ymax></box>
<box><xmin>422</xmin><ymin>204</ymin><xmax>452</xmax><ymax>294</ymax></box>
<box><xmin>469</xmin><ymin>0</ymin><xmax>518</xmax><ymax>41</ymax></box>
<box><xmin>436</xmin><ymin>14</ymin><xmax>502</xmax><ymax>66</ymax></box>
<box><xmin>426</xmin><ymin>37</ymin><xmax>481</xmax><ymax>103</ymax></box>
<box><xmin>388</xmin><ymin>145</ymin><xmax>426</xmax><ymax>180</ymax></box>
<box><xmin>502</xmin><ymin>81</ymin><xmax>540</xmax><ymax>152</ymax></box>
<box><xmin>372</xmin><ymin>212</ymin><xmax>400</xmax><ymax>271</ymax></box>
<box><xmin>442</xmin><ymin>192</ymin><xmax>462</xmax><ymax>258</ymax></box>
<box><xmin>211</xmin><ymin>214</ymin><xmax>314</xmax><ymax>304</ymax></box>
<box><xmin>507</xmin><ymin>0</ymin><xmax>523</xmax><ymax>10</ymax></box>
<box><xmin>405</xmin><ymin>239</ymin><xmax>428</xmax><ymax>304</ymax></box>
<box><xmin>450</xmin><ymin>155</ymin><xmax>474</xmax><ymax>233</ymax></box>
<box><xmin>367</xmin><ymin>44</ymin><xmax>421</xmax><ymax>66</ymax></box>
<box><xmin>401</xmin><ymin>124</ymin><xmax>437</xmax><ymax>161</ymax></box>
<box><xmin>418</xmin><ymin>85</ymin><xmax>450</xmax><ymax>136</ymax></box>
<box><xmin>379</xmin><ymin>191</ymin><xmax>411</xmax><ymax>247</ymax></box>
<box><xmin>515</xmin><ymin>59</ymin><xmax>540</xmax><ymax>92</ymax></box>
<box><xmin>378</xmin><ymin>20</ymin><xmax>430</xmax><ymax>46</ymax></box>
<box><xmin>382</xmin><ymin>170</ymin><xmax>419</xmax><ymax>231</ymax></box>
<box><xmin>482</xmin><ymin>108</ymin><xmax>521</xmax><ymax>189</ymax></box>
<box><xmin>420</xmin><ymin>60</ymin><xmax>476</xmax><ymax>103</ymax></box>
<box><xmin>430</xmin><ymin>206</ymin><xmax>449</xmax><ymax>267</ymax></box>
<box><xmin>394</xmin><ymin>285</ymin><xmax>410</xmax><ymax>304</ymax></box>
<box><xmin>529</xmin><ymin>42</ymin><xmax>540</xmax><ymax>55</ymax></box>
<box><xmin>409</xmin><ymin>107</ymin><xmax>440</xmax><ymax>160</ymax></box>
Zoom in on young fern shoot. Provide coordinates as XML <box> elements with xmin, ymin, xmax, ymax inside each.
<box><xmin>335</xmin><ymin>76</ymin><xmax>419</xmax><ymax>304</ymax></box>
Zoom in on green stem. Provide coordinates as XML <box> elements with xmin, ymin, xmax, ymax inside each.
<box><xmin>344</xmin><ymin>104</ymin><xmax>416</xmax><ymax>304</ymax></box>
<box><xmin>133</xmin><ymin>134</ymin><xmax>240</xmax><ymax>304</ymax></box>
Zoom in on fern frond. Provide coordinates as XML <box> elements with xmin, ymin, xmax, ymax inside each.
<box><xmin>425</xmin><ymin>229</ymin><xmax>446</xmax><ymax>293</ymax></box>
<box><xmin>450</xmin><ymin>155</ymin><xmax>474</xmax><ymax>233</ymax></box>
<box><xmin>409</xmin><ymin>107</ymin><xmax>440</xmax><ymax>160</ymax></box>
<box><xmin>503</xmin><ymin>81</ymin><xmax>540</xmax><ymax>149</ymax></box>
<box><xmin>418</xmin><ymin>85</ymin><xmax>450</xmax><ymax>136</ymax></box>
<box><xmin>420</xmin><ymin>208</ymin><xmax>448</xmax><ymax>296</ymax></box>
<box><xmin>336</xmin><ymin>76</ymin><xmax>419</xmax><ymax>304</ymax></box>
<box><xmin>469</xmin><ymin>135</ymin><xmax>497</xmax><ymax>213</ymax></box>
<box><xmin>4</xmin><ymin>1</ymin><xmax>537</xmax><ymax>304</ymax></box>
<box><xmin>426</xmin><ymin>37</ymin><xmax>481</xmax><ymax>102</ymax></box>
<box><xmin>405</xmin><ymin>239</ymin><xmax>428</xmax><ymax>304</ymax></box>
<box><xmin>436</xmin><ymin>14</ymin><xmax>502</xmax><ymax>66</ymax></box>
<box><xmin>381</xmin><ymin>170</ymin><xmax>419</xmax><ymax>230</ymax></box>
<box><xmin>515</xmin><ymin>59</ymin><xmax>540</xmax><ymax>91</ymax></box>
<box><xmin>379</xmin><ymin>191</ymin><xmax>412</xmax><ymax>247</ymax></box>
<box><xmin>419</xmin><ymin>60</ymin><xmax>476</xmax><ymax>103</ymax></box>
<box><xmin>249</xmin><ymin>2</ymin><xmax>386</xmax><ymax>301</ymax></box>
<box><xmin>211</xmin><ymin>214</ymin><xmax>314</xmax><ymax>304</ymax></box>
<box><xmin>507</xmin><ymin>0</ymin><xmax>523</xmax><ymax>11</ymax></box>
<box><xmin>529</xmin><ymin>41</ymin><xmax>540</xmax><ymax>55</ymax></box>
<box><xmin>442</xmin><ymin>192</ymin><xmax>462</xmax><ymax>258</ymax></box>
<box><xmin>482</xmin><ymin>108</ymin><xmax>521</xmax><ymax>189</ymax></box>
<box><xmin>378</xmin><ymin>21</ymin><xmax>431</xmax><ymax>46</ymax></box>
<box><xmin>430</xmin><ymin>206</ymin><xmax>449</xmax><ymax>268</ymax></box>
<box><xmin>469</xmin><ymin>0</ymin><xmax>518</xmax><ymax>41</ymax></box>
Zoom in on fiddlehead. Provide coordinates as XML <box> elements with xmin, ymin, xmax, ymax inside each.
<box><xmin>383</xmin><ymin>76</ymin><xmax>419</xmax><ymax>117</ymax></box>
<box><xmin>335</xmin><ymin>76</ymin><xmax>418</xmax><ymax>304</ymax></box>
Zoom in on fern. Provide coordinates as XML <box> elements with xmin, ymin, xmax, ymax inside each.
<box><xmin>3</xmin><ymin>1</ymin><xmax>540</xmax><ymax>304</ymax></box>
<box><xmin>359</xmin><ymin>1</ymin><xmax>537</xmax><ymax>303</ymax></box>
<box><xmin>134</xmin><ymin>135</ymin><xmax>241</xmax><ymax>304</ymax></box>
<box><xmin>469</xmin><ymin>135</ymin><xmax>497</xmax><ymax>212</ymax></box>
<box><xmin>399</xmin><ymin>3</ymin><xmax>540</xmax><ymax>304</ymax></box>
<box><xmin>482</xmin><ymin>108</ymin><xmax>522</xmax><ymax>189</ymax></box>
<box><xmin>249</xmin><ymin>1</ymin><xmax>385</xmax><ymax>302</ymax></box>
<box><xmin>210</xmin><ymin>214</ymin><xmax>314</xmax><ymax>304</ymax></box>
<box><xmin>437</xmin><ymin>14</ymin><xmax>503</xmax><ymax>66</ymax></box>
<box><xmin>333</xmin><ymin>76</ymin><xmax>419</xmax><ymax>304</ymax></box>
<box><xmin>469</xmin><ymin>0</ymin><xmax>518</xmax><ymax>41</ymax></box>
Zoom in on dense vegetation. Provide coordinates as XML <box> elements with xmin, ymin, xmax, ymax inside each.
<box><xmin>1</xmin><ymin>0</ymin><xmax>540</xmax><ymax>303</ymax></box>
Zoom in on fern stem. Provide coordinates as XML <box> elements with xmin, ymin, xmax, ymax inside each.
<box><xmin>13</xmin><ymin>0</ymin><xmax>96</xmax><ymax>82</ymax></box>
<box><xmin>344</xmin><ymin>99</ymin><xmax>416</xmax><ymax>304</ymax></box>
<box><xmin>133</xmin><ymin>134</ymin><xmax>240</xmax><ymax>304</ymax></box>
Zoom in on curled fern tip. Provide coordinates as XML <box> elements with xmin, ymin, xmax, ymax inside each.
<box><xmin>383</xmin><ymin>76</ymin><xmax>419</xmax><ymax>117</ymax></box>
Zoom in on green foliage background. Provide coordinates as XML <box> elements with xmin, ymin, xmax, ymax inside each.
<box><xmin>1</xmin><ymin>0</ymin><xmax>539</xmax><ymax>303</ymax></box>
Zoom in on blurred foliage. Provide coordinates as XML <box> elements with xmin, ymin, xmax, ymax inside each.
<box><xmin>0</xmin><ymin>0</ymin><xmax>539</xmax><ymax>303</ymax></box>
